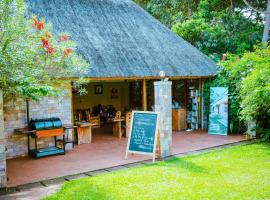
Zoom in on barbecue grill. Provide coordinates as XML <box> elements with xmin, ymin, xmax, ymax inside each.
<box><xmin>16</xmin><ymin>118</ymin><xmax>69</xmax><ymax>158</ymax></box>
<box><xmin>29</xmin><ymin>117</ymin><xmax>62</xmax><ymax>130</ymax></box>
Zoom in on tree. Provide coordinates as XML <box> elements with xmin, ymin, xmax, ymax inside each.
<box><xmin>135</xmin><ymin>0</ymin><xmax>200</xmax><ymax>27</ymax></box>
<box><xmin>135</xmin><ymin>0</ymin><xmax>266</xmax><ymax>28</ymax></box>
<box><xmin>0</xmin><ymin>0</ymin><xmax>88</xmax><ymax>101</ymax></box>
<box><xmin>172</xmin><ymin>1</ymin><xmax>263</xmax><ymax>59</ymax></box>
<box><xmin>135</xmin><ymin>0</ymin><xmax>264</xmax><ymax>59</ymax></box>
<box><xmin>172</xmin><ymin>10</ymin><xmax>262</xmax><ymax>61</ymax></box>
<box><xmin>243</xmin><ymin>0</ymin><xmax>270</xmax><ymax>42</ymax></box>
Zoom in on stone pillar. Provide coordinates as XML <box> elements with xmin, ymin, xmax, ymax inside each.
<box><xmin>154</xmin><ymin>81</ymin><xmax>172</xmax><ymax>158</ymax></box>
<box><xmin>0</xmin><ymin>91</ymin><xmax>7</xmax><ymax>187</ymax></box>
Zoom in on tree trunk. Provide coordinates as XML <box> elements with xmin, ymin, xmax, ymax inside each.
<box><xmin>262</xmin><ymin>0</ymin><xmax>270</xmax><ymax>42</ymax></box>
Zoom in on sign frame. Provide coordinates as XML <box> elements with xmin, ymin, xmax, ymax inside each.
<box><xmin>125</xmin><ymin>111</ymin><xmax>159</xmax><ymax>162</ymax></box>
<box><xmin>208</xmin><ymin>87</ymin><xmax>228</xmax><ymax>135</ymax></box>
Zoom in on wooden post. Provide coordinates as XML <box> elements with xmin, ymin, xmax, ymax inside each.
<box><xmin>201</xmin><ymin>80</ymin><xmax>205</xmax><ymax>129</ymax></box>
<box><xmin>142</xmin><ymin>79</ymin><xmax>147</xmax><ymax>111</ymax></box>
<box><xmin>70</xmin><ymin>83</ymin><xmax>75</xmax><ymax>146</ymax></box>
<box><xmin>156</xmin><ymin>128</ymin><xmax>161</xmax><ymax>159</ymax></box>
<box><xmin>198</xmin><ymin>79</ymin><xmax>202</xmax><ymax>129</ymax></box>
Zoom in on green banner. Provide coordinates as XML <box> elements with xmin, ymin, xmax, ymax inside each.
<box><xmin>208</xmin><ymin>87</ymin><xmax>228</xmax><ymax>135</ymax></box>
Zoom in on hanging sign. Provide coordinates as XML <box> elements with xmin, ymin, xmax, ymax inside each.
<box><xmin>125</xmin><ymin>111</ymin><xmax>159</xmax><ymax>162</ymax></box>
<box><xmin>208</xmin><ymin>87</ymin><xmax>228</xmax><ymax>135</ymax></box>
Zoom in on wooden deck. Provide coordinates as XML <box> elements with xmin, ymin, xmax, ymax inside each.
<box><xmin>6</xmin><ymin>126</ymin><xmax>247</xmax><ymax>187</ymax></box>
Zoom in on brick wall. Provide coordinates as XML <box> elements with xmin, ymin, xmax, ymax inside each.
<box><xmin>4</xmin><ymin>93</ymin><xmax>72</xmax><ymax>159</ymax></box>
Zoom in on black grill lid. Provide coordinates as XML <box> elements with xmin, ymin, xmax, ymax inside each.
<box><xmin>29</xmin><ymin>117</ymin><xmax>62</xmax><ymax>130</ymax></box>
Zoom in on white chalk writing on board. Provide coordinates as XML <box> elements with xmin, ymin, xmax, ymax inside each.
<box><xmin>126</xmin><ymin>111</ymin><xmax>159</xmax><ymax>162</ymax></box>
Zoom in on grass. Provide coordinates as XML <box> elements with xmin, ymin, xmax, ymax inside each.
<box><xmin>45</xmin><ymin>142</ymin><xmax>270</xmax><ymax>200</ymax></box>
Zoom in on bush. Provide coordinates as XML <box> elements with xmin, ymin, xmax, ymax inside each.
<box><xmin>204</xmin><ymin>45</ymin><xmax>270</xmax><ymax>139</ymax></box>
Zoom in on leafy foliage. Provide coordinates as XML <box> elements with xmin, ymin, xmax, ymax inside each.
<box><xmin>206</xmin><ymin>45</ymin><xmax>270</xmax><ymax>137</ymax></box>
<box><xmin>239</xmin><ymin>46</ymin><xmax>270</xmax><ymax>139</ymax></box>
<box><xmin>135</xmin><ymin>0</ymin><xmax>200</xmax><ymax>28</ymax></box>
<box><xmin>0</xmin><ymin>0</ymin><xmax>89</xmax><ymax>101</ymax></box>
<box><xmin>135</xmin><ymin>0</ymin><xmax>267</xmax><ymax>28</ymax></box>
<box><xmin>172</xmin><ymin>1</ymin><xmax>263</xmax><ymax>60</ymax></box>
<box><xmin>135</xmin><ymin>0</ymin><xmax>264</xmax><ymax>60</ymax></box>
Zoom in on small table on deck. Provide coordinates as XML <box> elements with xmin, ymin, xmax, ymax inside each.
<box><xmin>172</xmin><ymin>109</ymin><xmax>187</xmax><ymax>131</ymax></box>
<box><xmin>112</xmin><ymin>118</ymin><xmax>125</xmax><ymax>139</ymax></box>
<box><xmin>75</xmin><ymin>122</ymin><xmax>94</xmax><ymax>144</ymax></box>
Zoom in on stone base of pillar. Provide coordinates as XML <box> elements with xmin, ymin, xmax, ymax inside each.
<box><xmin>0</xmin><ymin>139</ymin><xmax>6</xmax><ymax>187</ymax></box>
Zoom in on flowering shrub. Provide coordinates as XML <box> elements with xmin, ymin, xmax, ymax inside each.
<box><xmin>0</xmin><ymin>0</ymin><xmax>89</xmax><ymax>100</ymax></box>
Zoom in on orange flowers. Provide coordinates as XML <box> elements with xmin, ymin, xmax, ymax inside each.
<box><xmin>32</xmin><ymin>17</ymin><xmax>38</xmax><ymax>27</ymax></box>
<box><xmin>45</xmin><ymin>31</ymin><xmax>51</xmax><ymax>39</ymax></box>
<box><xmin>62</xmin><ymin>48</ymin><xmax>73</xmax><ymax>58</ymax></box>
<box><xmin>41</xmin><ymin>34</ymin><xmax>54</xmax><ymax>56</ymax></box>
<box><xmin>41</xmin><ymin>37</ymin><xmax>49</xmax><ymax>48</ymax></box>
<box><xmin>34</xmin><ymin>15</ymin><xmax>54</xmax><ymax>56</ymax></box>
<box><xmin>47</xmin><ymin>46</ymin><xmax>54</xmax><ymax>56</ymax></box>
<box><xmin>32</xmin><ymin>16</ymin><xmax>44</xmax><ymax>30</ymax></box>
<box><xmin>32</xmin><ymin>16</ymin><xmax>73</xmax><ymax>58</ymax></box>
<box><xmin>58</xmin><ymin>34</ymin><xmax>69</xmax><ymax>42</ymax></box>
<box><xmin>37</xmin><ymin>22</ymin><xmax>44</xmax><ymax>30</ymax></box>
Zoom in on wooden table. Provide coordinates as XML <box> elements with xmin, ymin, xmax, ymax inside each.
<box><xmin>172</xmin><ymin>108</ymin><xmax>187</xmax><ymax>131</ymax></box>
<box><xmin>112</xmin><ymin>118</ymin><xmax>124</xmax><ymax>139</ymax></box>
<box><xmin>75</xmin><ymin>122</ymin><xmax>94</xmax><ymax>144</ymax></box>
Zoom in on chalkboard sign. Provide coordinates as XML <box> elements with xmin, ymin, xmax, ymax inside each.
<box><xmin>125</xmin><ymin>111</ymin><xmax>159</xmax><ymax>162</ymax></box>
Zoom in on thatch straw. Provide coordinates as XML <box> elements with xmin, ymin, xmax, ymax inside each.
<box><xmin>27</xmin><ymin>0</ymin><xmax>217</xmax><ymax>78</ymax></box>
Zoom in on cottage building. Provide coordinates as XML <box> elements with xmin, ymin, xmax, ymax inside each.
<box><xmin>0</xmin><ymin>0</ymin><xmax>217</xmax><ymax>187</ymax></box>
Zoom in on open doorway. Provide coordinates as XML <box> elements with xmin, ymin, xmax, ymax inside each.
<box><xmin>71</xmin><ymin>79</ymin><xmax>203</xmax><ymax>145</ymax></box>
<box><xmin>72</xmin><ymin>81</ymin><xmax>134</xmax><ymax>144</ymax></box>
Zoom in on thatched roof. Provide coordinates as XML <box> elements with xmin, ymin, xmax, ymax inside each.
<box><xmin>26</xmin><ymin>0</ymin><xmax>217</xmax><ymax>79</ymax></box>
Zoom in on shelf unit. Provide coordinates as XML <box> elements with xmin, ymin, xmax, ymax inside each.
<box><xmin>188</xmin><ymin>88</ymin><xmax>199</xmax><ymax>130</ymax></box>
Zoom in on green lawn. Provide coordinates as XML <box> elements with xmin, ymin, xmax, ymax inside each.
<box><xmin>45</xmin><ymin>142</ymin><xmax>270</xmax><ymax>200</ymax></box>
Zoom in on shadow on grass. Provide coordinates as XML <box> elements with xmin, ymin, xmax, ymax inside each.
<box><xmin>257</xmin><ymin>141</ymin><xmax>270</xmax><ymax>148</ymax></box>
<box><xmin>250</xmin><ymin>142</ymin><xmax>270</xmax><ymax>155</ymax></box>
<box><xmin>44</xmin><ymin>179</ymin><xmax>110</xmax><ymax>200</ymax></box>
<box><xmin>144</xmin><ymin>157</ymin><xmax>209</xmax><ymax>174</ymax></box>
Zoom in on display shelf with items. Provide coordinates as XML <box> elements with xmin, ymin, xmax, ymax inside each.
<box><xmin>187</xmin><ymin>87</ymin><xmax>199</xmax><ymax>130</ymax></box>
